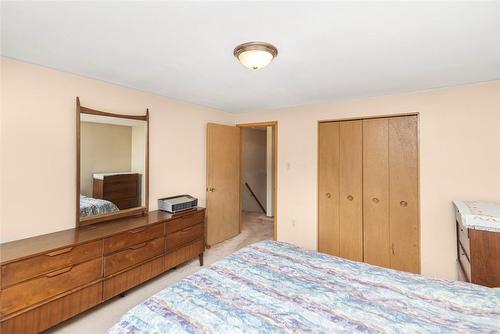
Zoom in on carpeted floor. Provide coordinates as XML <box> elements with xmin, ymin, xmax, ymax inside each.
<box><xmin>47</xmin><ymin>211</ymin><xmax>273</xmax><ymax>334</ymax></box>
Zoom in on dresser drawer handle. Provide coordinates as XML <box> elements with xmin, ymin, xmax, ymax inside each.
<box><xmin>129</xmin><ymin>228</ymin><xmax>146</xmax><ymax>234</ymax></box>
<box><xmin>46</xmin><ymin>247</ymin><xmax>74</xmax><ymax>257</ymax></box>
<box><xmin>46</xmin><ymin>266</ymin><xmax>73</xmax><ymax>277</ymax></box>
<box><xmin>181</xmin><ymin>226</ymin><xmax>194</xmax><ymax>232</ymax></box>
<box><xmin>128</xmin><ymin>242</ymin><xmax>147</xmax><ymax>250</ymax></box>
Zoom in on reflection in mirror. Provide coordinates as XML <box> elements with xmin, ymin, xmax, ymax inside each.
<box><xmin>79</xmin><ymin>113</ymin><xmax>147</xmax><ymax>220</ymax></box>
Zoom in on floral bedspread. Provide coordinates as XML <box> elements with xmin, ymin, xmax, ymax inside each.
<box><xmin>80</xmin><ymin>195</ymin><xmax>119</xmax><ymax>217</ymax></box>
<box><xmin>108</xmin><ymin>241</ymin><xmax>500</xmax><ymax>333</ymax></box>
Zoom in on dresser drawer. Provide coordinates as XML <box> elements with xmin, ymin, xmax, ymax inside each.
<box><xmin>166</xmin><ymin>211</ymin><xmax>204</xmax><ymax>234</ymax></box>
<box><xmin>1</xmin><ymin>240</ymin><xmax>102</xmax><ymax>289</ymax></box>
<box><xmin>457</xmin><ymin>221</ymin><xmax>470</xmax><ymax>259</ymax></box>
<box><xmin>104</xmin><ymin>237</ymin><xmax>164</xmax><ymax>276</ymax></box>
<box><xmin>458</xmin><ymin>243</ymin><xmax>471</xmax><ymax>282</ymax></box>
<box><xmin>0</xmin><ymin>258</ymin><xmax>102</xmax><ymax>317</ymax></box>
<box><xmin>166</xmin><ymin>223</ymin><xmax>204</xmax><ymax>252</ymax></box>
<box><xmin>103</xmin><ymin>256</ymin><xmax>164</xmax><ymax>301</ymax></box>
<box><xmin>103</xmin><ymin>180</ymin><xmax>138</xmax><ymax>195</ymax></box>
<box><xmin>112</xmin><ymin>198</ymin><xmax>140</xmax><ymax>210</ymax></box>
<box><xmin>104</xmin><ymin>223</ymin><xmax>164</xmax><ymax>254</ymax></box>
<box><xmin>0</xmin><ymin>282</ymin><xmax>102</xmax><ymax>334</ymax></box>
<box><xmin>165</xmin><ymin>239</ymin><xmax>204</xmax><ymax>270</ymax></box>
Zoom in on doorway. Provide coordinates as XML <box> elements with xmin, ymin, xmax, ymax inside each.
<box><xmin>238</xmin><ymin>122</ymin><xmax>277</xmax><ymax>241</ymax></box>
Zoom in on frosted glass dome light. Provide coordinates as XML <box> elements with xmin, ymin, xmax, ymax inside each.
<box><xmin>234</xmin><ymin>42</ymin><xmax>278</xmax><ymax>70</ymax></box>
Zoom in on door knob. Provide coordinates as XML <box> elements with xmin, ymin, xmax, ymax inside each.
<box><xmin>372</xmin><ymin>197</ymin><xmax>379</xmax><ymax>204</ymax></box>
<box><xmin>209</xmin><ymin>187</ymin><xmax>216</xmax><ymax>192</ymax></box>
<box><xmin>325</xmin><ymin>193</ymin><xmax>331</xmax><ymax>199</ymax></box>
<box><xmin>400</xmin><ymin>200</ymin><xmax>408</xmax><ymax>207</ymax></box>
<box><xmin>347</xmin><ymin>195</ymin><xmax>354</xmax><ymax>201</ymax></box>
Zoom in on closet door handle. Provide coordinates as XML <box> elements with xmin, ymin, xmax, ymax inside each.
<box><xmin>372</xmin><ymin>197</ymin><xmax>379</xmax><ymax>204</ymax></box>
<box><xmin>347</xmin><ymin>195</ymin><xmax>354</xmax><ymax>201</ymax></box>
<box><xmin>325</xmin><ymin>193</ymin><xmax>331</xmax><ymax>199</ymax></box>
<box><xmin>391</xmin><ymin>244</ymin><xmax>395</xmax><ymax>256</ymax></box>
<box><xmin>400</xmin><ymin>201</ymin><xmax>408</xmax><ymax>207</ymax></box>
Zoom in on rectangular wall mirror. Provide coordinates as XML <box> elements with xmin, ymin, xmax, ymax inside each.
<box><xmin>77</xmin><ymin>98</ymin><xmax>149</xmax><ymax>226</ymax></box>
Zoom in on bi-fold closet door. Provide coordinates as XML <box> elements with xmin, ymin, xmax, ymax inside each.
<box><xmin>318</xmin><ymin>115</ymin><xmax>419</xmax><ymax>273</ymax></box>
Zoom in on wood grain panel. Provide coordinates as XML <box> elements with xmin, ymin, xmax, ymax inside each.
<box><xmin>318</xmin><ymin>122</ymin><xmax>340</xmax><ymax>256</ymax></box>
<box><xmin>166</xmin><ymin>223</ymin><xmax>204</xmax><ymax>252</ymax></box>
<box><xmin>1</xmin><ymin>240</ymin><xmax>102</xmax><ymax>288</ymax></box>
<box><xmin>103</xmin><ymin>256</ymin><xmax>164</xmax><ymax>301</ymax></box>
<box><xmin>165</xmin><ymin>211</ymin><xmax>204</xmax><ymax>234</ymax></box>
<box><xmin>389</xmin><ymin>116</ymin><xmax>419</xmax><ymax>273</ymax></box>
<box><xmin>470</xmin><ymin>229</ymin><xmax>500</xmax><ymax>287</ymax></box>
<box><xmin>103</xmin><ymin>223</ymin><xmax>164</xmax><ymax>254</ymax></box>
<box><xmin>0</xmin><ymin>282</ymin><xmax>102</xmax><ymax>334</ymax></box>
<box><xmin>0</xmin><ymin>258</ymin><xmax>102</xmax><ymax>317</ymax></box>
<box><xmin>363</xmin><ymin>118</ymin><xmax>390</xmax><ymax>268</ymax></box>
<box><xmin>339</xmin><ymin>120</ymin><xmax>363</xmax><ymax>261</ymax></box>
<box><xmin>165</xmin><ymin>239</ymin><xmax>204</xmax><ymax>270</ymax></box>
<box><xmin>104</xmin><ymin>237</ymin><xmax>164</xmax><ymax>276</ymax></box>
<box><xmin>0</xmin><ymin>209</ymin><xmax>203</xmax><ymax>265</ymax></box>
<box><xmin>206</xmin><ymin>123</ymin><xmax>241</xmax><ymax>246</ymax></box>
<box><xmin>93</xmin><ymin>174</ymin><xmax>140</xmax><ymax>210</ymax></box>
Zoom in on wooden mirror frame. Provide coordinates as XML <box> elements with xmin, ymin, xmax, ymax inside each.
<box><xmin>76</xmin><ymin>97</ymin><xmax>149</xmax><ymax>227</ymax></box>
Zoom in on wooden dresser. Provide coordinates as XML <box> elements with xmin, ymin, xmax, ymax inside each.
<box><xmin>455</xmin><ymin>203</ymin><xmax>500</xmax><ymax>287</ymax></box>
<box><xmin>0</xmin><ymin>208</ymin><xmax>205</xmax><ymax>334</ymax></box>
<box><xmin>93</xmin><ymin>173</ymin><xmax>140</xmax><ymax>210</ymax></box>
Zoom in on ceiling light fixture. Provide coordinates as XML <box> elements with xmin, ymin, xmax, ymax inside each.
<box><xmin>233</xmin><ymin>41</ymin><xmax>278</xmax><ymax>70</ymax></box>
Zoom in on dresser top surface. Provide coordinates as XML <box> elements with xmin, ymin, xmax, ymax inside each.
<box><xmin>454</xmin><ymin>200</ymin><xmax>500</xmax><ymax>233</ymax></box>
<box><xmin>0</xmin><ymin>208</ymin><xmax>205</xmax><ymax>265</ymax></box>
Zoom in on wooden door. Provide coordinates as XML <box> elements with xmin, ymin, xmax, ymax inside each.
<box><xmin>339</xmin><ymin>121</ymin><xmax>363</xmax><ymax>261</ymax></box>
<box><xmin>318</xmin><ymin>122</ymin><xmax>340</xmax><ymax>256</ymax></box>
<box><xmin>363</xmin><ymin>118</ymin><xmax>391</xmax><ymax>268</ymax></box>
<box><xmin>389</xmin><ymin>116</ymin><xmax>419</xmax><ymax>273</ymax></box>
<box><xmin>206</xmin><ymin>123</ymin><xmax>241</xmax><ymax>246</ymax></box>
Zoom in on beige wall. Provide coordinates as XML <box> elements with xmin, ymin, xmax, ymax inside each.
<box><xmin>236</xmin><ymin>81</ymin><xmax>500</xmax><ymax>280</ymax></box>
<box><xmin>0</xmin><ymin>57</ymin><xmax>233</xmax><ymax>242</ymax></box>
<box><xmin>242</xmin><ymin>128</ymin><xmax>267</xmax><ymax>213</ymax></box>
<box><xmin>2</xmin><ymin>56</ymin><xmax>499</xmax><ymax>281</ymax></box>
<box><xmin>80</xmin><ymin>122</ymin><xmax>132</xmax><ymax>196</ymax></box>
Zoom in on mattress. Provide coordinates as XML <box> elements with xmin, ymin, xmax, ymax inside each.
<box><xmin>108</xmin><ymin>241</ymin><xmax>500</xmax><ymax>333</ymax></box>
<box><xmin>80</xmin><ymin>195</ymin><xmax>119</xmax><ymax>217</ymax></box>
<box><xmin>454</xmin><ymin>200</ymin><xmax>500</xmax><ymax>233</ymax></box>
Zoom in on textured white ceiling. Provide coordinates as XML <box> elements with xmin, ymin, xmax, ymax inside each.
<box><xmin>2</xmin><ymin>1</ymin><xmax>499</xmax><ymax>112</ymax></box>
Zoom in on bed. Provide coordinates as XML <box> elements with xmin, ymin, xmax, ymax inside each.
<box><xmin>108</xmin><ymin>240</ymin><xmax>500</xmax><ymax>333</ymax></box>
<box><xmin>79</xmin><ymin>194</ymin><xmax>119</xmax><ymax>217</ymax></box>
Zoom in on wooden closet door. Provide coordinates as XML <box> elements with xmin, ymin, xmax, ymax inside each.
<box><xmin>363</xmin><ymin>118</ymin><xmax>390</xmax><ymax>268</ymax></box>
<box><xmin>339</xmin><ymin>121</ymin><xmax>363</xmax><ymax>261</ymax></box>
<box><xmin>389</xmin><ymin>116</ymin><xmax>419</xmax><ymax>273</ymax></box>
<box><xmin>318</xmin><ymin>122</ymin><xmax>340</xmax><ymax>256</ymax></box>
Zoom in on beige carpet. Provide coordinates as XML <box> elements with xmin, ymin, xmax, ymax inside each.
<box><xmin>47</xmin><ymin>211</ymin><xmax>273</xmax><ymax>334</ymax></box>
